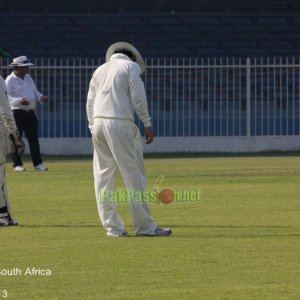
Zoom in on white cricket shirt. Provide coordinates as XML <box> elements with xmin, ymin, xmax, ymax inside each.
<box><xmin>5</xmin><ymin>72</ymin><xmax>43</xmax><ymax>111</ymax></box>
<box><xmin>86</xmin><ymin>53</ymin><xmax>152</xmax><ymax>130</ymax></box>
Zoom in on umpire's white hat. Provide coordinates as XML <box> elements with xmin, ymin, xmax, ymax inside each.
<box><xmin>106</xmin><ymin>42</ymin><xmax>146</xmax><ymax>73</ymax></box>
<box><xmin>9</xmin><ymin>56</ymin><xmax>34</xmax><ymax>67</ymax></box>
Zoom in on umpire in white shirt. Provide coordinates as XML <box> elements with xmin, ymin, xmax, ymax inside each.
<box><xmin>87</xmin><ymin>42</ymin><xmax>172</xmax><ymax>237</ymax></box>
<box><xmin>5</xmin><ymin>56</ymin><xmax>47</xmax><ymax>172</ymax></box>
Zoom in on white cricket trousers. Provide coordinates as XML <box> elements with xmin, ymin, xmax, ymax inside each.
<box><xmin>0</xmin><ymin>164</ymin><xmax>12</xmax><ymax>216</ymax></box>
<box><xmin>92</xmin><ymin>118</ymin><xmax>157</xmax><ymax>236</ymax></box>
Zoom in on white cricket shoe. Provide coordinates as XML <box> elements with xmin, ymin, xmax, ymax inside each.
<box><xmin>0</xmin><ymin>215</ymin><xmax>18</xmax><ymax>226</ymax></box>
<box><xmin>8</xmin><ymin>218</ymin><xmax>18</xmax><ymax>226</ymax></box>
<box><xmin>107</xmin><ymin>230</ymin><xmax>129</xmax><ymax>237</ymax></box>
<box><xmin>34</xmin><ymin>164</ymin><xmax>48</xmax><ymax>171</ymax></box>
<box><xmin>14</xmin><ymin>166</ymin><xmax>25</xmax><ymax>172</ymax></box>
<box><xmin>0</xmin><ymin>217</ymin><xmax>9</xmax><ymax>226</ymax></box>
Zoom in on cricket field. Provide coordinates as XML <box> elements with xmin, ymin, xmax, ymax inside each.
<box><xmin>1</xmin><ymin>154</ymin><xmax>300</xmax><ymax>299</ymax></box>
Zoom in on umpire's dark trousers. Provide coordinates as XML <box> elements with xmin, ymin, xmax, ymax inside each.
<box><xmin>12</xmin><ymin>109</ymin><xmax>42</xmax><ymax>167</ymax></box>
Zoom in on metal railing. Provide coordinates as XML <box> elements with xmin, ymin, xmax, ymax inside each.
<box><xmin>2</xmin><ymin>57</ymin><xmax>300</xmax><ymax>137</ymax></box>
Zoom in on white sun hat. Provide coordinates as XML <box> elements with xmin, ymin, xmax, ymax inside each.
<box><xmin>106</xmin><ymin>42</ymin><xmax>146</xmax><ymax>73</ymax></box>
<box><xmin>9</xmin><ymin>56</ymin><xmax>34</xmax><ymax>67</ymax></box>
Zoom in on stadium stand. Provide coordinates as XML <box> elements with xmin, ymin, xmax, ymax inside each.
<box><xmin>1</xmin><ymin>0</ymin><xmax>300</xmax><ymax>59</ymax></box>
<box><xmin>1</xmin><ymin>0</ymin><xmax>300</xmax><ymax>138</ymax></box>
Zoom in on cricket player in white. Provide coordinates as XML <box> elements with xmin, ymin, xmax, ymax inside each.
<box><xmin>0</xmin><ymin>48</ymin><xmax>23</xmax><ymax>226</ymax></box>
<box><xmin>87</xmin><ymin>42</ymin><xmax>172</xmax><ymax>237</ymax></box>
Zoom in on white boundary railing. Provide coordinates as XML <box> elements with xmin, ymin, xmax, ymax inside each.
<box><xmin>2</xmin><ymin>57</ymin><xmax>300</xmax><ymax>153</ymax></box>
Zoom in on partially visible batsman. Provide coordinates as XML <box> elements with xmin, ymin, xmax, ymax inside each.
<box><xmin>0</xmin><ymin>47</ymin><xmax>24</xmax><ymax>226</ymax></box>
<box><xmin>86</xmin><ymin>42</ymin><xmax>172</xmax><ymax>237</ymax></box>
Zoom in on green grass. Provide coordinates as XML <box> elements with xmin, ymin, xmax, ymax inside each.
<box><xmin>1</xmin><ymin>155</ymin><xmax>300</xmax><ymax>299</ymax></box>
